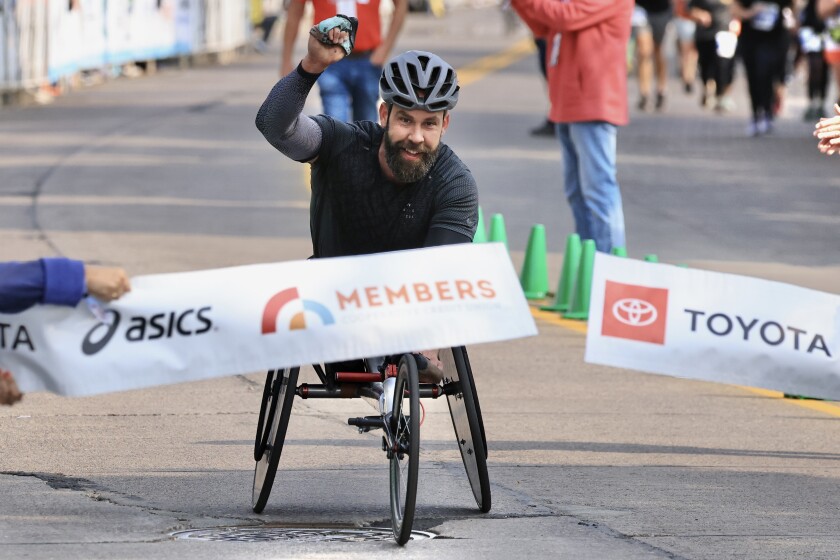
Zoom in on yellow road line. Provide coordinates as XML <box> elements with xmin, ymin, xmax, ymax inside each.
<box><xmin>529</xmin><ymin>305</ymin><xmax>589</xmax><ymax>334</ymax></box>
<box><xmin>531</xmin><ymin>306</ymin><xmax>840</xmax><ymax>417</ymax></box>
<box><xmin>457</xmin><ymin>38</ymin><xmax>537</xmax><ymax>87</ymax></box>
<box><xmin>740</xmin><ymin>386</ymin><xmax>840</xmax><ymax>417</ymax></box>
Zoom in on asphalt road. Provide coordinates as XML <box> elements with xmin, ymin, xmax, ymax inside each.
<box><xmin>2</xmin><ymin>7</ymin><xmax>840</xmax><ymax>560</ymax></box>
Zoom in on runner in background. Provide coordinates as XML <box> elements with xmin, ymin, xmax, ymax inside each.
<box><xmin>674</xmin><ymin>0</ymin><xmax>699</xmax><ymax>94</ymax></box>
<box><xmin>689</xmin><ymin>0</ymin><xmax>737</xmax><ymax>112</ymax></box>
<box><xmin>632</xmin><ymin>0</ymin><xmax>674</xmax><ymax>111</ymax></box>
<box><xmin>733</xmin><ymin>0</ymin><xmax>794</xmax><ymax>136</ymax></box>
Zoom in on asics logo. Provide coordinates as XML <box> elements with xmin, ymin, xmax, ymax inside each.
<box><xmin>612</xmin><ymin>298</ymin><xmax>658</xmax><ymax>327</ymax></box>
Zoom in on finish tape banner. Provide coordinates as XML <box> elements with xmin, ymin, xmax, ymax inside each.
<box><xmin>585</xmin><ymin>254</ymin><xmax>840</xmax><ymax>399</ymax></box>
<box><xmin>2</xmin><ymin>244</ymin><xmax>536</xmax><ymax>397</ymax></box>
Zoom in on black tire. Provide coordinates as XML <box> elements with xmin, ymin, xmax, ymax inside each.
<box><xmin>459</xmin><ymin>346</ymin><xmax>488</xmax><ymax>460</ymax></box>
<box><xmin>389</xmin><ymin>354</ymin><xmax>420</xmax><ymax>545</ymax></box>
<box><xmin>441</xmin><ymin>346</ymin><xmax>491</xmax><ymax>513</ymax></box>
<box><xmin>253</xmin><ymin>370</ymin><xmax>276</xmax><ymax>461</ymax></box>
<box><xmin>252</xmin><ymin>366</ymin><xmax>299</xmax><ymax>513</ymax></box>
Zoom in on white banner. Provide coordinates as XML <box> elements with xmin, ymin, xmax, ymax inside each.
<box><xmin>586</xmin><ymin>254</ymin><xmax>840</xmax><ymax>399</ymax></box>
<box><xmin>2</xmin><ymin>244</ymin><xmax>536</xmax><ymax>397</ymax></box>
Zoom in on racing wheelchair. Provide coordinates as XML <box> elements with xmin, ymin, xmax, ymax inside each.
<box><xmin>251</xmin><ymin>346</ymin><xmax>490</xmax><ymax>545</ymax></box>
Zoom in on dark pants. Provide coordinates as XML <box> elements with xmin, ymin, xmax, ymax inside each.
<box><xmin>806</xmin><ymin>51</ymin><xmax>829</xmax><ymax>100</ymax></box>
<box><xmin>739</xmin><ymin>37</ymin><xmax>787</xmax><ymax>119</ymax></box>
<box><xmin>696</xmin><ymin>38</ymin><xmax>735</xmax><ymax>96</ymax></box>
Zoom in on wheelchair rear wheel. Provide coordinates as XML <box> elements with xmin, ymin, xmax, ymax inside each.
<box><xmin>441</xmin><ymin>346</ymin><xmax>491</xmax><ymax>513</ymax></box>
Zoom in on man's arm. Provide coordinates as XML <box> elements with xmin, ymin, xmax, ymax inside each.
<box><xmin>424</xmin><ymin>168</ymin><xmax>478</xmax><ymax>247</ymax></box>
<box><xmin>0</xmin><ymin>259</ymin><xmax>129</xmax><ymax>314</ymax></box>
<box><xmin>256</xmin><ymin>65</ymin><xmax>325</xmax><ymax>162</ymax></box>
<box><xmin>371</xmin><ymin>0</ymin><xmax>409</xmax><ymax>66</ymax></box>
<box><xmin>258</xmin><ymin>19</ymin><xmax>353</xmax><ymax>162</ymax></box>
<box><xmin>0</xmin><ymin>259</ymin><xmax>83</xmax><ymax>314</ymax></box>
<box><xmin>511</xmin><ymin>0</ymin><xmax>628</xmax><ymax>34</ymax></box>
<box><xmin>424</xmin><ymin>228</ymin><xmax>472</xmax><ymax>246</ymax></box>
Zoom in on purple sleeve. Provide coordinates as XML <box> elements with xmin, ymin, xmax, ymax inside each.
<box><xmin>0</xmin><ymin>261</ymin><xmax>46</xmax><ymax>313</ymax></box>
<box><xmin>40</xmin><ymin>258</ymin><xmax>86</xmax><ymax>307</ymax></box>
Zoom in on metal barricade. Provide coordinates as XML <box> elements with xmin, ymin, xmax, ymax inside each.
<box><xmin>0</xmin><ymin>0</ymin><xmax>251</xmax><ymax>98</ymax></box>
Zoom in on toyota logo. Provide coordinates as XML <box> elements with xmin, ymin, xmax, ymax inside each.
<box><xmin>612</xmin><ymin>298</ymin><xmax>658</xmax><ymax>327</ymax></box>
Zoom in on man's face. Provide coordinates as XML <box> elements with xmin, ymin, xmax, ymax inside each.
<box><xmin>379</xmin><ymin>104</ymin><xmax>450</xmax><ymax>183</ymax></box>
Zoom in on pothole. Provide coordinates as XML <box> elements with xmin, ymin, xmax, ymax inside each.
<box><xmin>172</xmin><ymin>525</ymin><xmax>436</xmax><ymax>543</ymax></box>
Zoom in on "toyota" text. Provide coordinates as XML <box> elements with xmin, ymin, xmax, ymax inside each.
<box><xmin>684</xmin><ymin>309</ymin><xmax>832</xmax><ymax>357</ymax></box>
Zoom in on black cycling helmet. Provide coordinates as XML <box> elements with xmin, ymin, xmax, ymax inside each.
<box><xmin>379</xmin><ymin>50</ymin><xmax>459</xmax><ymax>112</ymax></box>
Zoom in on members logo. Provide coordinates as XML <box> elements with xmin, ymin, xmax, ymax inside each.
<box><xmin>82</xmin><ymin>307</ymin><xmax>213</xmax><ymax>355</ymax></box>
<box><xmin>601</xmin><ymin>280</ymin><xmax>669</xmax><ymax>344</ymax></box>
<box><xmin>262</xmin><ymin>288</ymin><xmax>335</xmax><ymax>333</ymax></box>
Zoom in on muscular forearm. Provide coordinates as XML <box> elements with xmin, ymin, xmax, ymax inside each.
<box><xmin>255</xmin><ymin>64</ymin><xmax>324</xmax><ymax>162</ymax></box>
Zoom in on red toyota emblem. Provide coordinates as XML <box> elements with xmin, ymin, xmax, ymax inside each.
<box><xmin>602</xmin><ymin>281</ymin><xmax>668</xmax><ymax>344</ymax></box>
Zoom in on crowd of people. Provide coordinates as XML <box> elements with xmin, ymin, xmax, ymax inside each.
<box><xmin>622</xmin><ymin>0</ymin><xmax>840</xmax><ymax>137</ymax></box>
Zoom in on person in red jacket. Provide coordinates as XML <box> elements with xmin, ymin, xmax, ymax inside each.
<box><xmin>510</xmin><ymin>0</ymin><xmax>633</xmax><ymax>253</ymax></box>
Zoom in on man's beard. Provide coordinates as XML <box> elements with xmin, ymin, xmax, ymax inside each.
<box><xmin>383</xmin><ymin>132</ymin><xmax>440</xmax><ymax>183</ymax></box>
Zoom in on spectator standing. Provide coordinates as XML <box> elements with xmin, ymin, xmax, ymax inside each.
<box><xmin>733</xmin><ymin>0</ymin><xmax>794</xmax><ymax>136</ymax></box>
<box><xmin>633</xmin><ymin>0</ymin><xmax>674</xmax><ymax>111</ymax></box>
<box><xmin>510</xmin><ymin>0</ymin><xmax>633</xmax><ymax>254</ymax></box>
<box><xmin>529</xmin><ymin>33</ymin><xmax>555</xmax><ymax>137</ymax></box>
<box><xmin>281</xmin><ymin>0</ymin><xmax>408</xmax><ymax>122</ymax></box>
<box><xmin>0</xmin><ymin>258</ymin><xmax>131</xmax><ymax>405</ymax></box>
<box><xmin>689</xmin><ymin>0</ymin><xmax>737</xmax><ymax>112</ymax></box>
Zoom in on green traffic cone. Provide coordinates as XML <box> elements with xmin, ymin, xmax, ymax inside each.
<box><xmin>611</xmin><ymin>246</ymin><xmax>627</xmax><ymax>257</ymax></box>
<box><xmin>643</xmin><ymin>254</ymin><xmax>658</xmax><ymax>263</ymax></box>
<box><xmin>489</xmin><ymin>213</ymin><xmax>508</xmax><ymax>248</ymax></box>
<box><xmin>473</xmin><ymin>206</ymin><xmax>487</xmax><ymax>243</ymax></box>
<box><xmin>520</xmin><ymin>224</ymin><xmax>549</xmax><ymax>299</ymax></box>
<box><xmin>541</xmin><ymin>233</ymin><xmax>581</xmax><ymax>312</ymax></box>
<box><xmin>563</xmin><ymin>239</ymin><xmax>596</xmax><ymax>321</ymax></box>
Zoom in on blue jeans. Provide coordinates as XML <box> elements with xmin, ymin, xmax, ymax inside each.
<box><xmin>556</xmin><ymin>122</ymin><xmax>625</xmax><ymax>253</ymax></box>
<box><xmin>318</xmin><ymin>56</ymin><xmax>381</xmax><ymax>123</ymax></box>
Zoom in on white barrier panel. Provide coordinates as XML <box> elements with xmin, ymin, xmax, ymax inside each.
<box><xmin>0</xmin><ymin>0</ymin><xmax>12</xmax><ymax>88</ymax></box>
<box><xmin>2</xmin><ymin>244</ymin><xmax>536</xmax><ymax>397</ymax></box>
<box><xmin>586</xmin><ymin>254</ymin><xmax>840</xmax><ymax>399</ymax></box>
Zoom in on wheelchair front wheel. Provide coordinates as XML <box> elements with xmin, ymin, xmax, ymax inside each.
<box><xmin>389</xmin><ymin>354</ymin><xmax>420</xmax><ymax>545</ymax></box>
<box><xmin>252</xmin><ymin>366</ymin><xmax>299</xmax><ymax>513</ymax></box>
